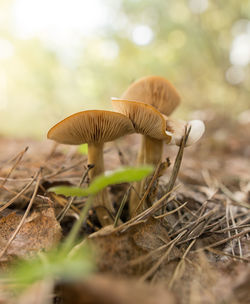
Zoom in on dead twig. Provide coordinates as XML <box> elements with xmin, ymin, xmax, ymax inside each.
<box><xmin>213</xmin><ymin>224</ymin><xmax>250</xmax><ymax>233</ymax></box>
<box><xmin>133</xmin><ymin>162</ymin><xmax>163</xmax><ymax>216</ymax></box>
<box><xmin>0</xmin><ymin>170</ymin><xmax>40</xmax><ymax>213</ymax></box>
<box><xmin>140</xmin><ymin>232</ymin><xmax>184</xmax><ymax>282</ymax></box>
<box><xmin>154</xmin><ymin>202</ymin><xmax>189</xmax><ymax>219</ymax></box>
<box><xmin>206</xmin><ymin>247</ymin><xmax>249</xmax><ymax>262</ymax></box>
<box><xmin>1</xmin><ymin>146</ymin><xmax>28</xmax><ymax>186</ymax></box>
<box><xmin>226</xmin><ymin>203</ymin><xmax>235</xmax><ymax>256</ymax></box>
<box><xmin>168</xmin><ymin>239</ymin><xmax>196</xmax><ymax>289</ymax></box>
<box><xmin>44</xmin><ymin>159</ymin><xmax>86</xmax><ymax>180</ymax></box>
<box><xmin>165</xmin><ymin>127</ymin><xmax>191</xmax><ymax>195</ymax></box>
<box><xmin>229</xmin><ymin>206</ymin><xmax>243</xmax><ymax>257</ymax></box>
<box><xmin>114</xmin><ymin>186</ymin><xmax>131</xmax><ymax>228</ymax></box>
<box><xmin>57</xmin><ymin>165</ymin><xmax>94</xmax><ymax>222</ymax></box>
<box><xmin>195</xmin><ymin>228</ymin><xmax>250</xmax><ymax>252</ymax></box>
<box><xmin>169</xmin><ymin>206</ymin><xmax>219</xmax><ymax>239</ymax></box>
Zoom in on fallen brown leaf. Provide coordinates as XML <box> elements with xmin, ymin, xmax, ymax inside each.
<box><xmin>0</xmin><ymin>207</ymin><xmax>61</xmax><ymax>263</ymax></box>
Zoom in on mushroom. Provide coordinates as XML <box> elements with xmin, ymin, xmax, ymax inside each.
<box><xmin>47</xmin><ymin>110</ymin><xmax>135</xmax><ymax>226</ymax></box>
<box><xmin>112</xmin><ymin>98</ymin><xmax>173</xmax><ymax>214</ymax></box>
<box><xmin>121</xmin><ymin>76</ymin><xmax>181</xmax><ymax>165</ymax></box>
<box><xmin>112</xmin><ymin>98</ymin><xmax>172</xmax><ymax>165</ymax></box>
<box><xmin>121</xmin><ymin>75</ymin><xmax>181</xmax><ymax>116</ymax></box>
<box><xmin>166</xmin><ymin>118</ymin><xmax>205</xmax><ymax>147</ymax></box>
<box><xmin>120</xmin><ymin>76</ymin><xmax>205</xmax><ymax>159</ymax></box>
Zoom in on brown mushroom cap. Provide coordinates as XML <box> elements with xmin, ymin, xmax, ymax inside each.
<box><xmin>121</xmin><ymin>76</ymin><xmax>181</xmax><ymax>116</ymax></box>
<box><xmin>112</xmin><ymin>98</ymin><xmax>171</xmax><ymax>142</ymax></box>
<box><xmin>47</xmin><ymin>110</ymin><xmax>135</xmax><ymax>145</ymax></box>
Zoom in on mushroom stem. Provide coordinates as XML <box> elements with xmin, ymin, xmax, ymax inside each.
<box><xmin>136</xmin><ymin>136</ymin><xmax>146</xmax><ymax>165</ymax></box>
<box><xmin>129</xmin><ymin>136</ymin><xmax>163</xmax><ymax>216</ymax></box>
<box><xmin>144</xmin><ymin>136</ymin><xmax>163</xmax><ymax>165</ymax></box>
<box><xmin>88</xmin><ymin>143</ymin><xmax>114</xmax><ymax>226</ymax></box>
<box><xmin>88</xmin><ymin>143</ymin><xmax>105</xmax><ymax>179</ymax></box>
<box><xmin>135</xmin><ymin>135</ymin><xmax>163</xmax><ymax>166</ymax></box>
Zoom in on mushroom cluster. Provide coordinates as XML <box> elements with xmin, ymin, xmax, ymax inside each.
<box><xmin>47</xmin><ymin>76</ymin><xmax>205</xmax><ymax>226</ymax></box>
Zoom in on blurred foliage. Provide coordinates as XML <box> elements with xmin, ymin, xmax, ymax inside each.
<box><xmin>0</xmin><ymin>0</ymin><xmax>249</xmax><ymax>138</ymax></box>
<box><xmin>8</xmin><ymin>243</ymin><xmax>94</xmax><ymax>290</ymax></box>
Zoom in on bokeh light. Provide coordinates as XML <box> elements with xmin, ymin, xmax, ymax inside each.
<box><xmin>225</xmin><ymin>65</ymin><xmax>245</xmax><ymax>85</ymax></box>
<box><xmin>132</xmin><ymin>25</ymin><xmax>154</xmax><ymax>46</ymax></box>
<box><xmin>230</xmin><ymin>34</ymin><xmax>250</xmax><ymax>66</ymax></box>
<box><xmin>0</xmin><ymin>0</ymin><xmax>249</xmax><ymax>138</ymax></box>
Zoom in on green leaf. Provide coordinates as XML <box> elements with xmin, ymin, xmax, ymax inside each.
<box><xmin>78</xmin><ymin>144</ymin><xmax>88</xmax><ymax>155</ymax></box>
<box><xmin>50</xmin><ymin>186</ymin><xmax>89</xmax><ymax>197</ymax></box>
<box><xmin>49</xmin><ymin>165</ymin><xmax>153</xmax><ymax>197</ymax></box>
<box><xmin>88</xmin><ymin>166</ymin><xmax>153</xmax><ymax>194</ymax></box>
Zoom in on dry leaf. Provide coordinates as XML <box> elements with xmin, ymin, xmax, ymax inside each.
<box><xmin>0</xmin><ymin>207</ymin><xmax>61</xmax><ymax>263</ymax></box>
<box><xmin>88</xmin><ymin>217</ymin><xmax>180</xmax><ymax>276</ymax></box>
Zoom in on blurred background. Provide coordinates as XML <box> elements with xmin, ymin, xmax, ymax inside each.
<box><xmin>0</xmin><ymin>0</ymin><xmax>249</xmax><ymax>138</ymax></box>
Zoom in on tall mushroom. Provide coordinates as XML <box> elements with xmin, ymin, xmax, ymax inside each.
<box><xmin>121</xmin><ymin>76</ymin><xmax>181</xmax><ymax>165</ymax></box>
<box><xmin>47</xmin><ymin>110</ymin><xmax>135</xmax><ymax>226</ymax></box>
<box><xmin>112</xmin><ymin>98</ymin><xmax>173</xmax><ymax>214</ymax></box>
<box><xmin>112</xmin><ymin>98</ymin><xmax>172</xmax><ymax>165</ymax></box>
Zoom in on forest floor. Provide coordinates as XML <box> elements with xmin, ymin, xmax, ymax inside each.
<box><xmin>0</xmin><ymin>113</ymin><xmax>249</xmax><ymax>304</ymax></box>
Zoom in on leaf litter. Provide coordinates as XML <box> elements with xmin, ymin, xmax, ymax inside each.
<box><xmin>0</xmin><ymin>115</ymin><xmax>249</xmax><ymax>303</ymax></box>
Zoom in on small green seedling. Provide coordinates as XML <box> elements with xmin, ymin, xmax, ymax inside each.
<box><xmin>50</xmin><ymin>165</ymin><xmax>153</xmax><ymax>197</ymax></box>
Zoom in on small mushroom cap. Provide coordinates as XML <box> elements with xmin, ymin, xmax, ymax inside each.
<box><xmin>166</xmin><ymin>118</ymin><xmax>205</xmax><ymax>146</ymax></box>
<box><xmin>186</xmin><ymin>120</ymin><xmax>205</xmax><ymax>146</ymax></box>
<box><xmin>121</xmin><ymin>76</ymin><xmax>181</xmax><ymax>116</ymax></box>
<box><xmin>112</xmin><ymin>98</ymin><xmax>172</xmax><ymax>142</ymax></box>
<box><xmin>47</xmin><ymin>110</ymin><xmax>135</xmax><ymax>145</ymax></box>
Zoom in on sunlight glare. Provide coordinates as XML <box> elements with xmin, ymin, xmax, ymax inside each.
<box><xmin>12</xmin><ymin>0</ymin><xmax>108</xmax><ymax>41</ymax></box>
<box><xmin>132</xmin><ymin>25</ymin><xmax>154</xmax><ymax>46</ymax></box>
<box><xmin>230</xmin><ymin>33</ymin><xmax>250</xmax><ymax>66</ymax></box>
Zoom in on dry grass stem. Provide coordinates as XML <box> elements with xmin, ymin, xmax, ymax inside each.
<box><xmin>168</xmin><ymin>239</ymin><xmax>196</xmax><ymax>289</ymax></box>
<box><xmin>140</xmin><ymin>232</ymin><xmax>184</xmax><ymax>282</ymax></box>
<box><xmin>196</xmin><ymin>228</ymin><xmax>250</xmax><ymax>252</ymax></box>
<box><xmin>57</xmin><ymin>164</ymin><xmax>94</xmax><ymax>222</ymax></box>
<box><xmin>114</xmin><ymin>186</ymin><xmax>132</xmax><ymax>228</ymax></box>
<box><xmin>133</xmin><ymin>162</ymin><xmax>163</xmax><ymax>216</ymax></box>
<box><xmin>206</xmin><ymin>247</ymin><xmax>249</xmax><ymax>262</ymax></box>
<box><xmin>0</xmin><ymin>171</ymin><xmax>41</xmax><ymax>213</ymax></box>
<box><xmin>154</xmin><ymin>201</ymin><xmax>188</xmax><ymax>219</ymax></box>
<box><xmin>1</xmin><ymin>146</ymin><xmax>28</xmax><ymax>186</ymax></box>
